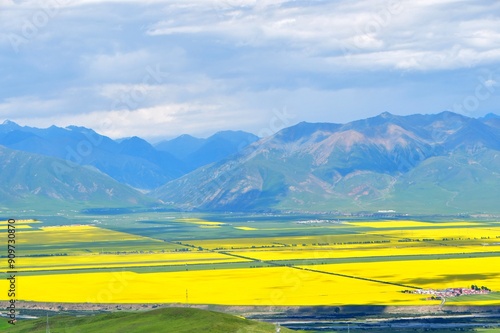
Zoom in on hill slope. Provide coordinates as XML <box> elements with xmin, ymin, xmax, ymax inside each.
<box><xmin>154</xmin><ymin>111</ymin><xmax>500</xmax><ymax>214</ymax></box>
<box><xmin>0</xmin><ymin>145</ymin><xmax>149</xmax><ymax>209</ymax></box>
<box><xmin>0</xmin><ymin>122</ymin><xmax>184</xmax><ymax>190</ymax></box>
<box><xmin>4</xmin><ymin>308</ymin><xmax>300</xmax><ymax>333</ymax></box>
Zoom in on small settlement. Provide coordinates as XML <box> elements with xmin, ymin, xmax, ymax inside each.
<box><xmin>403</xmin><ymin>285</ymin><xmax>491</xmax><ymax>300</ymax></box>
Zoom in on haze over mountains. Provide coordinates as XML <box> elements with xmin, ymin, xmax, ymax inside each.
<box><xmin>155</xmin><ymin>131</ymin><xmax>259</xmax><ymax>172</ymax></box>
<box><xmin>0</xmin><ymin>121</ymin><xmax>257</xmax><ymax>190</ymax></box>
<box><xmin>0</xmin><ymin>145</ymin><xmax>149</xmax><ymax>208</ymax></box>
<box><xmin>1</xmin><ymin>112</ymin><xmax>499</xmax><ymax>214</ymax></box>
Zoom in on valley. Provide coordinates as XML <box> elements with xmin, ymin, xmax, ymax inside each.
<box><xmin>1</xmin><ymin>211</ymin><xmax>499</xmax><ymax>331</ymax></box>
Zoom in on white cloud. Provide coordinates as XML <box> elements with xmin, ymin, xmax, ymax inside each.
<box><xmin>0</xmin><ymin>96</ymin><xmax>66</xmax><ymax>118</ymax></box>
<box><xmin>143</xmin><ymin>0</ymin><xmax>500</xmax><ymax>72</ymax></box>
<box><xmin>13</xmin><ymin>101</ymin><xmax>268</xmax><ymax>140</ymax></box>
<box><xmin>1</xmin><ymin>0</ymin><xmax>500</xmax><ymax>139</ymax></box>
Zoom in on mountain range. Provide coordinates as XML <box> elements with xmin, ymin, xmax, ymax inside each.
<box><xmin>1</xmin><ymin>111</ymin><xmax>499</xmax><ymax>214</ymax></box>
<box><xmin>154</xmin><ymin>111</ymin><xmax>500</xmax><ymax>214</ymax></box>
<box><xmin>0</xmin><ymin>121</ymin><xmax>257</xmax><ymax>190</ymax></box>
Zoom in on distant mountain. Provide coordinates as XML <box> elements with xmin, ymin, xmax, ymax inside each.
<box><xmin>155</xmin><ymin>134</ymin><xmax>205</xmax><ymax>160</ymax></box>
<box><xmin>155</xmin><ymin>130</ymin><xmax>259</xmax><ymax>171</ymax></box>
<box><xmin>482</xmin><ymin>113</ymin><xmax>500</xmax><ymax>129</ymax></box>
<box><xmin>154</xmin><ymin>111</ymin><xmax>500</xmax><ymax>214</ymax></box>
<box><xmin>0</xmin><ymin>122</ymin><xmax>259</xmax><ymax>190</ymax></box>
<box><xmin>0</xmin><ymin>122</ymin><xmax>185</xmax><ymax>190</ymax></box>
<box><xmin>0</xmin><ymin>145</ymin><xmax>149</xmax><ymax>209</ymax></box>
<box><xmin>3</xmin><ymin>112</ymin><xmax>499</xmax><ymax>214</ymax></box>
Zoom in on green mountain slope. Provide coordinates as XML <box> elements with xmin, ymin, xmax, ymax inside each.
<box><xmin>0</xmin><ymin>145</ymin><xmax>150</xmax><ymax>210</ymax></box>
<box><xmin>4</xmin><ymin>308</ymin><xmax>300</xmax><ymax>333</ymax></box>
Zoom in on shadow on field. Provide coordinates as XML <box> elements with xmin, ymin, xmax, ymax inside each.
<box><xmin>404</xmin><ymin>273</ymin><xmax>499</xmax><ymax>285</ymax></box>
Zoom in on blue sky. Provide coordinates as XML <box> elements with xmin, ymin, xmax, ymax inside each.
<box><xmin>1</xmin><ymin>0</ymin><xmax>500</xmax><ymax>141</ymax></box>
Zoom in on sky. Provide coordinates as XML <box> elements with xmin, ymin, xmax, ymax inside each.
<box><xmin>1</xmin><ymin>0</ymin><xmax>500</xmax><ymax>141</ymax></box>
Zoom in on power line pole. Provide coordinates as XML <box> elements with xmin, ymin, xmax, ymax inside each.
<box><xmin>46</xmin><ymin>313</ymin><xmax>50</xmax><ymax>333</ymax></box>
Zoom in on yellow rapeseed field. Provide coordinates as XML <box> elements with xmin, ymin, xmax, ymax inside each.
<box><xmin>175</xmin><ymin>218</ymin><xmax>225</xmax><ymax>226</ymax></box>
<box><xmin>230</xmin><ymin>244</ymin><xmax>500</xmax><ymax>261</ymax></box>
<box><xmin>0</xmin><ymin>219</ymin><xmax>40</xmax><ymax>225</ymax></box>
<box><xmin>300</xmin><ymin>256</ymin><xmax>500</xmax><ymax>305</ymax></box>
<box><xmin>1</xmin><ymin>219</ymin><xmax>497</xmax><ymax>306</ymax></box>
<box><xmin>0</xmin><ymin>267</ymin><xmax>431</xmax><ymax>306</ymax></box>
<box><xmin>15</xmin><ymin>225</ymin><xmax>154</xmax><ymax>245</ymax></box>
<box><xmin>12</xmin><ymin>252</ymin><xmax>249</xmax><ymax>272</ymax></box>
<box><xmin>4</xmin><ymin>224</ymin><xmax>187</xmax><ymax>256</ymax></box>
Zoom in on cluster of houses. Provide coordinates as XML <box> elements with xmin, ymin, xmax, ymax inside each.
<box><xmin>406</xmin><ymin>286</ymin><xmax>491</xmax><ymax>300</ymax></box>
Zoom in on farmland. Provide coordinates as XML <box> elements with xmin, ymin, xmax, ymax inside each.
<box><xmin>1</xmin><ymin>212</ymin><xmax>499</xmax><ymax>309</ymax></box>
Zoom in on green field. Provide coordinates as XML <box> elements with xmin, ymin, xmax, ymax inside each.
<box><xmin>446</xmin><ymin>292</ymin><xmax>500</xmax><ymax>303</ymax></box>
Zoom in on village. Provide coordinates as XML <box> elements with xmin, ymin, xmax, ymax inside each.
<box><xmin>403</xmin><ymin>285</ymin><xmax>492</xmax><ymax>300</ymax></box>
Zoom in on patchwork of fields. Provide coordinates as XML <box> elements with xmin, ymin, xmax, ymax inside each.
<box><xmin>1</xmin><ymin>215</ymin><xmax>499</xmax><ymax>306</ymax></box>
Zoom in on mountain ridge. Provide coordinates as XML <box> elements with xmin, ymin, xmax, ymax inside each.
<box><xmin>2</xmin><ymin>111</ymin><xmax>499</xmax><ymax>213</ymax></box>
<box><xmin>154</xmin><ymin>111</ymin><xmax>500</xmax><ymax>214</ymax></box>
<box><xmin>0</xmin><ymin>122</ymin><xmax>258</xmax><ymax>190</ymax></box>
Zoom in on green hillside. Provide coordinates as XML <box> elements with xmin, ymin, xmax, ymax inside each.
<box><xmin>0</xmin><ymin>145</ymin><xmax>152</xmax><ymax>211</ymax></box>
<box><xmin>4</xmin><ymin>308</ymin><xmax>301</xmax><ymax>333</ymax></box>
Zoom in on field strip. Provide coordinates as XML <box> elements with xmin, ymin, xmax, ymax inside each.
<box><xmin>289</xmin><ymin>265</ymin><xmax>421</xmax><ymax>289</ymax></box>
<box><xmin>193</xmin><ymin>238</ymin><xmax>495</xmax><ymax>292</ymax></box>
<box><xmin>345</xmin><ymin>221</ymin><xmax>482</xmax><ymax>228</ymax></box>
<box><xmin>0</xmin><ymin>261</ymin><xmax>265</xmax><ymax>277</ymax></box>
<box><xmin>244</xmin><ymin>251</ymin><xmax>500</xmax><ymax>266</ymax></box>
<box><xmin>299</xmin><ymin>256</ymin><xmax>500</xmax><ymax>301</ymax></box>
<box><xmin>7</xmin><ymin>251</ymin><xmax>498</xmax><ymax>277</ymax></box>
<box><xmin>8</xmin><ymin>258</ymin><xmax>250</xmax><ymax>272</ymax></box>
<box><xmin>355</xmin><ymin>230</ymin><xmax>467</xmax><ymax>249</ymax></box>
<box><xmin>218</xmin><ymin>250</ymin><xmax>421</xmax><ymax>290</ymax></box>
<box><xmin>0</xmin><ymin>219</ymin><xmax>40</xmax><ymax>225</ymax></box>
<box><xmin>0</xmin><ymin>266</ymin><xmax>429</xmax><ymax>305</ymax></box>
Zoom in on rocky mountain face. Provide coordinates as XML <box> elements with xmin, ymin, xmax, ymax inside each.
<box><xmin>153</xmin><ymin>112</ymin><xmax>500</xmax><ymax>214</ymax></box>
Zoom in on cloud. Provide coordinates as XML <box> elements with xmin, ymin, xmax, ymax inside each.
<box><xmin>1</xmin><ymin>0</ymin><xmax>500</xmax><ymax>139</ymax></box>
<box><xmin>143</xmin><ymin>0</ymin><xmax>500</xmax><ymax>73</ymax></box>
<box><xmin>0</xmin><ymin>96</ymin><xmax>67</xmax><ymax>118</ymax></box>
<box><xmin>14</xmin><ymin>101</ymin><xmax>271</xmax><ymax>140</ymax></box>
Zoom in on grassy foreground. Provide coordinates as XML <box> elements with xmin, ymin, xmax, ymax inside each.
<box><xmin>3</xmin><ymin>307</ymin><xmax>300</xmax><ymax>333</ymax></box>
